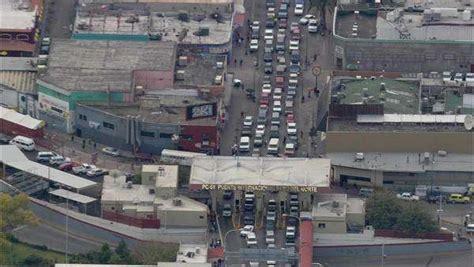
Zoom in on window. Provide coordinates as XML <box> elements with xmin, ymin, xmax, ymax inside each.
<box><xmin>103</xmin><ymin>122</ymin><xmax>115</xmax><ymax>130</ymax></box>
<box><xmin>159</xmin><ymin>133</ymin><xmax>173</xmax><ymax>138</ymax></box>
<box><xmin>79</xmin><ymin>114</ymin><xmax>87</xmax><ymax>121</ymax></box>
<box><xmin>179</xmin><ymin>134</ymin><xmax>193</xmax><ymax>141</ymax></box>
<box><xmin>318</xmin><ymin>223</ymin><xmax>326</xmax><ymax>229</ymax></box>
<box><xmin>199</xmin><ymin>216</ymin><xmax>204</xmax><ymax>219</ymax></box>
<box><xmin>141</xmin><ymin>131</ymin><xmax>155</xmax><ymax>138</ymax></box>
<box><xmin>51</xmin><ymin>106</ymin><xmax>63</xmax><ymax>114</ymax></box>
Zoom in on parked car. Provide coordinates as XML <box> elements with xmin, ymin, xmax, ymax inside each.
<box><xmin>284</xmin><ymin>143</ymin><xmax>296</xmax><ymax>157</ymax></box>
<box><xmin>266</xmin><ymin>230</ymin><xmax>275</xmax><ymax>244</ymax></box>
<box><xmin>243</xmin><ymin>116</ymin><xmax>254</xmax><ymax>127</ymax></box>
<box><xmin>270</xmin><ymin>125</ymin><xmax>280</xmax><ymax>138</ymax></box>
<box><xmin>427</xmin><ymin>194</ymin><xmax>447</xmax><ymax>203</ymax></box>
<box><xmin>59</xmin><ymin>162</ymin><xmax>74</xmax><ymax>172</ymax></box>
<box><xmin>264</xmin><ymin>52</ymin><xmax>273</xmax><ymax>62</ymax></box>
<box><xmin>264</xmin><ymin>62</ymin><xmax>273</xmax><ymax>74</ymax></box>
<box><xmin>254</xmin><ymin>134</ymin><xmax>264</xmax><ymax>147</ymax></box>
<box><xmin>289</xmin><ymin>40</ymin><xmax>299</xmax><ymax>51</ymax></box>
<box><xmin>49</xmin><ymin>156</ymin><xmax>71</xmax><ymax>166</ymax></box>
<box><xmin>294</xmin><ymin>4</ymin><xmax>304</xmax><ymax>16</ymax></box>
<box><xmin>36</xmin><ymin>151</ymin><xmax>59</xmax><ymax>162</ymax></box>
<box><xmin>246</xmin><ymin>232</ymin><xmax>258</xmax><ymax>247</ymax></box>
<box><xmin>102</xmin><ymin>147</ymin><xmax>120</xmax><ymax>157</ymax></box>
<box><xmin>267</xmin><ymin>138</ymin><xmax>279</xmax><ymax>154</ymax></box>
<box><xmin>86</xmin><ymin>168</ymin><xmax>109</xmax><ymax>177</ymax></box>
<box><xmin>299</xmin><ymin>14</ymin><xmax>316</xmax><ymax>25</ymax></box>
<box><xmin>267</xmin><ymin>210</ymin><xmax>276</xmax><ymax>221</ymax></box>
<box><xmin>397</xmin><ymin>192</ymin><xmax>420</xmax><ymax>201</ymax></box>
<box><xmin>73</xmin><ymin>163</ymin><xmax>95</xmax><ymax>175</ymax></box>
<box><xmin>359</xmin><ymin>188</ymin><xmax>374</xmax><ymax>198</ymax></box>
<box><xmin>448</xmin><ymin>194</ymin><xmax>470</xmax><ymax>204</ymax></box>
<box><xmin>223</xmin><ymin>190</ymin><xmax>233</xmax><ymax>200</ymax></box>
<box><xmin>287</xmin><ymin>122</ymin><xmax>297</xmax><ymax>136</ymax></box>
<box><xmin>308</xmin><ymin>19</ymin><xmax>319</xmax><ymax>33</ymax></box>
<box><xmin>239</xmin><ymin>136</ymin><xmax>251</xmax><ymax>152</ymax></box>
<box><xmin>249</xmin><ymin>39</ymin><xmax>259</xmax><ymax>52</ymax></box>
<box><xmin>256</xmin><ymin>124</ymin><xmax>265</xmax><ymax>136</ymax></box>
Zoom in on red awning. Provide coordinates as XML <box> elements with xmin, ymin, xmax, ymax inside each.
<box><xmin>0</xmin><ymin>40</ymin><xmax>35</xmax><ymax>52</ymax></box>
<box><xmin>299</xmin><ymin>220</ymin><xmax>314</xmax><ymax>267</ymax></box>
<box><xmin>233</xmin><ymin>13</ymin><xmax>245</xmax><ymax>27</ymax></box>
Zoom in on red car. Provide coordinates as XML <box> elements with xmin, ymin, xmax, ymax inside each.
<box><xmin>260</xmin><ymin>93</ymin><xmax>270</xmax><ymax>105</ymax></box>
<box><xmin>287</xmin><ymin>113</ymin><xmax>295</xmax><ymax>124</ymax></box>
<box><xmin>275</xmin><ymin>76</ymin><xmax>285</xmax><ymax>88</ymax></box>
<box><xmin>278</xmin><ymin>19</ymin><xmax>287</xmax><ymax>29</ymax></box>
<box><xmin>291</xmin><ymin>28</ymin><xmax>301</xmax><ymax>40</ymax></box>
<box><xmin>59</xmin><ymin>162</ymin><xmax>74</xmax><ymax>172</ymax></box>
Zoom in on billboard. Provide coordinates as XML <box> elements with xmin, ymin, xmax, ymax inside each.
<box><xmin>186</xmin><ymin>103</ymin><xmax>217</xmax><ymax>120</ymax></box>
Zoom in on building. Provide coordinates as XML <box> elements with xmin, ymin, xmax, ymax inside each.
<box><xmin>326</xmin><ymin>72</ymin><xmax>474</xmax><ymax>189</ymax></box>
<box><xmin>73</xmin><ymin>0</ymin><xmax>233</xmax><ymax>56</ymax></box>
<box><xmin>0</xmin><ymin>0</ymin><xmax>44</xmax><ymax>57</ymax></box>
<box><xmin>333</xmin><ymin>1</ymin><xmax>474</xmax><ymax>72</ymax></box>
<box><xmin>189</xmin><ymin>156</ymin><xmax>331</xmax><ymax>213</ymax></box>
<box><xmin>74</xmin><ymin>91</ymin><xmax>222</xmax><ymax>154</ymax></box>
<box><xmin>0</xmin><ymin>106</ymin><xmax>44</xmax><ymax>138</ymax></box>
<box><xmin>101</xmin><ymin>165</ymin><xmax>208</xmax><ymax>228</ymax></box>
<box><xmin>0</xmin><ymin>57</ymin><xmax>38</xmax><ymax>116</ymax></box>
<box><xmin>311</xmin><ymin>194</ymin><xmax>365</xmax><ymax>234</ymax></box>
<box><xmin>36</xmin><ymin>39</ymin><xmax>176</xmax><ymax>133</ymax></box>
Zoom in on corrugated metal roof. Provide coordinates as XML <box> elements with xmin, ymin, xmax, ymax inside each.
<box><xmin>357</xmin><ymin>114</ymin><xmax>467</xmax><ymax>124</ymax></box>
<box><xmin>0</xmin><ymin>106</ymin><xmax>43</xmax><ymax>130</ymax></box>
<box><xmin>0</xmin><ymin>71</ymin><xmax>36</xmax><ymax>93</ymax></box>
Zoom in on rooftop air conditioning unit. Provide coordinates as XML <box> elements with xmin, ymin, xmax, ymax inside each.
<box><xmin>216</xmin><ymin>61</ymin><xmax>224</xmax><ymax>69</ymax></box>
<box><xmin>178</xmin><ymin>56</ymin><xmax>188</xmax><ymax>67</ymax></box>
<box><xmin>437</xmin><ymin>150</ymin><xmax>447</xmax><ymax>157</ymax></box>
<box><xmin>149</xmin><ymin>188</ymin><xmax>155</xmax><ymax>194</ymax></box>
<box><xmin>355</xmin><ymin>152</ymin><xmax>364</xmax><ymax>161</ymax></box>
<box><xmin>175</xmin><ymin>70</ymin><xmax>185</xmax><ymax>80</ymax></box>
<box><xmin>423</xmin><ymin>152</ymin><xmax>431</xmax><ymax>164</ymax></box>
<box><xmin>172</xmin><ymin>198</ymin><xmax>182</xmax><ymax>206</ymax></box>
<box><xmin>214</xmin><ymin>75</ymin><xmax>223</xmax><ymax>85</ymax></box>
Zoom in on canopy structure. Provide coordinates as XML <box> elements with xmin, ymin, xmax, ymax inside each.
<box><xmin>49</xmin><ymin>189</ymin><xmax>96</xmax><ymax>204</ymax></box>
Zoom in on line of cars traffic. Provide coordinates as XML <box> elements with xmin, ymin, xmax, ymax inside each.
<box><xmin>242</xmin><ymin>0</ymin><xmax>321</xmax><ymax>158</ymax></box>
<box><xmin>36</xmin><ymin>151</ymin><xmax>109</xmax><ymax>177</ymax></box>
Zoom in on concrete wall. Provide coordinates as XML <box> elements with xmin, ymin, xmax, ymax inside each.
<box><xmin>326</xmin><ymin>132</ymin><xmax>474</xmax><ymax>154</ymax></box>
<box><xmin>156</xmin><ymin>209</ymin><xmax>208</xmax><ymax>228</ymax></box>
<box><xmin>313</xmin><ymin>219</ymin><xmax>346</xmax><ymax>234</ymax></box>
<box><xmin>314</xmin><ymin>240</ymin><xmax>472</xmax><ymax>258</ymax></box>
<box><xmin>75</xmin><ymin>104</ymin><xmax>178</xmax><ymax>154</ymax></box>
<box><xmin>334</xmin><ymin>35</ymin><xmax>474</xmax><ymax>73</ymax></box>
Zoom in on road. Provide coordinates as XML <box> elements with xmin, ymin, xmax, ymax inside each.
<box><xmin>43</xmin><ymin>0</ymin><xmax>76</xmax><ymax>38</ymax></box>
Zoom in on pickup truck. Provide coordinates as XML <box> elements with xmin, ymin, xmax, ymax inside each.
<box><xmin>397</xmin><ymin>192</ymin><xmax>420</xmax><ymax>201</ymax></box>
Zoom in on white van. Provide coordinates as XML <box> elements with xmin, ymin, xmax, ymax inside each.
<box><xmin>9</xmin><ymin>136</ymin><xmax>35</xmax><ymax>151</ymax></box>
<box><xmin>268</xmin><ymin>138</ymin><xmax>279</xmax><ymax>155</ymax></box>
<box><xmin>466</xmin><ymin>224</ymin><xmax>474</xmax><ymax>233</ymax></box>
<box><xmin>239</xmin><ymin>136</ymin><xmax>251</xmax><ymax>152</ymax></box>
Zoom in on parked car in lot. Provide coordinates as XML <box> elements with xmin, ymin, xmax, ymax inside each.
<box><xmin>241</xmin><ymin>127</ymin><xmax>253</xmax><ymax>137</ymax></box>
<box><xmin>268</xmin><ymin>138</ymin><xmax>279</xmax><ymax>154</ymax></box>
<box><xmin>273</xmin><ymin>87</ymin><xmax>283</xmax><ymax>100</ymax></box>
<box><xmin>267</xmin><ymin>210</ymin><xmax>276</xmax><ymax>221</ymax></box>
<box><xmin>284</xmin><ymin>142</ymin><xmax>296</xmax><ymax>157</ymax></box>
<box><xmin>239</xmin><ymin>136</ymin><xmax>251</xmax><ymax>152</ymax></box>
<box><xmin>244</xmin><ymin>213</ymin><xmax>255</xmax><ymax>225</ymax></box>
<box><xmin>50</xmin><ymin>156</ymin><xmax>71</xmax><ymax>166</ymax></box>
<box><xmin>264</xmin><ymin>62</ymin><xmax>273</xmax><ymax>74</ymax></box>
<box><xmin>86</xmin><ymin>168</ymin><xmax>109</xmax><ymax>177</ymax></box>
<box><xmin>73</xmin><ymin>163</ymin><xmax>95</xmax><ymax>175</ymax></box>
<box><xmin>264</xmin><ymin>29</ymin><xmax>274</xmax><ymax>40</ymax></box>
<box><xmin>256</xmin><ymin>124</ymin><xmax>266</xmax><ymax>136</ymax></box>
<box><xmin>243</xmin><ymin>116</ymin><xmax>254</xmax><ymax>127</ymax></box>
<box><xmin>246</xmin><ymin>232</ymin><xmax>258</xmax><ymax>247</ymax></box>
<box><xmin>278</xmin><ymin>18</ymin><xmax>287</xmax><ymax>29</ymax></box>
<box><xmin>300</xmin><ymin>14</ymin><xmax>316</xmax><ymax>25</ymax></box>
<box><xmin>262</xmin><ymin>84</ymin><xmax>272</xmax><ymax>94</ymax></box>
<box><xmin>249</xmin><ymin>39</ymin><xmax>259</xmax><ymax>52</ymax></box>
<box><xmin>397</xmin><ymin>192</ymin><xmax>420</xmax><ymax>201</ymax></box>
<box><xmin>264</xmin><ymin>52</ymin><xmax>273</xmax><ymax>62</ymax></box>
<box><xmin>294</xmin><ymin>4</ymin><xmax>304</xmax><ymax>16</ymax></box>
<box><xmin>36</xmin><ymin>151</ymin><xmax>59</xmax><ymax>162</ymax></box>
<box><xmin>308</xmin><ymin>19</ymin><xmax>319</xmax><ymax>33</ymax></box>
<box><xmin>359</xmin><ymin>187</ymin><xmax>374</xmax><ymax>198</ymax></box>
<box><xmin>250</xmin><ymin>21</ymin><xmax>260</xmax><ymax>32</ymax></box>
<box><xmin>273</xmin><ymin>100</ymin><xmax>282</xmax><ymax>113</ymax></box>
<box><xmin>287</xmin><ymin>122</ymin><xmax>297</xmax><ymax>136</ymax></box>
<box><xmin>271</xmin><ymin>112</ymin><xmax>280</xmax><ymax>126</ymax></box>
<box><xmin>223</xmin><ymin>190</ymin><xmax>233</xmax><ymax>200</ymax></box>
<box><xmin>58</xmin><ymin>162</ymin><xmax>74</xmax><ymax>172</ymax></box>
<box><xmin>254</xmin><ymin>134</ymin><xmax>264</xmax><ymax>147</ymax></box>
<box><xmin>265</xmin><ymin>19</ymin><xmax>275</xmax><ymax>28</ymax></box>
<box><xmin>287</xmin><ymin>114</ymin><xmax>295</xmax><ymax>124</ymax></box>
<box><xmin>102</xmin><ymin>147</ymin><xmax>120</xmax><ymax>157</ymax></box>
<box><xmin>289</xmin><ymin>40</ymin><xmax>299</xmax><ymax>51</ymax></box>
<box><xmin>448</xmin><ymin>194</ymin><xmax>470</xmax><ymax>204</ymax></box>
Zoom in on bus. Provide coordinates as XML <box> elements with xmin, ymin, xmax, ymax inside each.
<box><xmin>160</xmin><ymin>149</ymin><xmax>207</xmax><ymax>166</ymax></box>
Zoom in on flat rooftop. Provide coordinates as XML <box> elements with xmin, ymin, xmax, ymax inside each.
<box><xmin>142</xmin><ymin>165</ymin><xmax>178</xmax><ymax>188</ymax></box>
<box><xmin>101</xmin><ymin>175</ymin><xmax>156</xmax><ymax>204</ymax></box>
<box><xmin>336</xmin><ymin>6</ymin><xmax>474</xmax><ymax>42</ymax></box>
<box><xmin>329</xmin><ymin>114</ymin><xmax>471</xmax><ymax>132</ymax></box>
<box><xmin>154</xmin><ymin>196</ymin><xmax>208</xmax><ymax>212</ymax></box>
<box><xmin>0</xmin><ymin>0</ymin><xmax>38</xmax><ymax>30</ymax></box>
<box><xmin>175</xmin><ymin>244</ymin><xmax>209</xmax><ymax>264</ymax></box>
<box><xmin>190</xmin><ymin>156</ymin><xmax>331</xmax><ymax>190</ymax></box>
<box><xmin>92</xmin><ymin>100</ymin><xmax>218</xmax><ymax>126</ymax></box>
<box><xmin>446</xmin><ymin>91</ymin><xmax>474</xmax><ymax>115</ymax></box>
<box><xmin>41</xmin><ymin>40</ymin><xmax>176</xmax><ymax>92</ymax></box>
<box><xmin>333</xmin><ymin>77</ymin><xmax>419</xmax><ymax>114</ymax></box>
<box><xmin>327</xmin><ymin>152</ymin><xmax>474</xmax><ymax>173</ymax></box>
<box><xmin>175</xmin><ymin>54</ymin><xmax>227</xmax><ymax>87</ymax></box>
<box><xmin>312</xmin><ymin>193</ymin><xmax>347</xmax><ymax>219</ymax></box>
<box><xmin>74</xmin><ymin>4</ymin><xmax>232</xmax><ymax>45</ymax></box>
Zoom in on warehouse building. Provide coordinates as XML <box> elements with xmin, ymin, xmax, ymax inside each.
<box><xmin>101</xmin><ymin>165</ymin><xmax>208</xmax><ymax>228</ymax></box>
<box><xmin>36</xmin><ymin>39</ymin><xmax>176</xmax><ymax>133</ymax></box>
<box><xmin>0</xmin><ymin>106</ymin><xmax>44</xmax><ymax>138</ymax></box>
<box><xmin>333</xmin><ymin>1</ymin><xmax>474</xmax><ymax>72</ymax></box>
<box><xmin>189</xmin><ymin>156</ymin><xmax>331</xmax><ymax>213</ymax></box>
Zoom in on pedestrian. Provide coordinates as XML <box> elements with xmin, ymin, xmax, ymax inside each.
<box><xmin>234</xmin><ymin>59</ymin><xmax>237</xmax><ymax>66</ymax></box>
<box><xmin>240</xmin><ymin>37</ymin><xmax>244</xmax><ymax>44</ymax></box>
<box><xmin>301</xmin><ymin>96</ymin><xmax>305</xmax><ymax>103</ymax></box>
<box><xmin>308</xmin><ymin>91</ymin><xmax>311</xmax><ymax>98</ymax></box>
<box><xmin>71</xmin><ymin>135</ymin><xmax>74</xmax><ymax>142</ymax></box>
<box><xmin>313</xmin><ymin>53</ymin><xmax>318</xmax><ymax>61</ymax></box>
<box><xmin>241</xmin><ymin>111</ymin><xmax>244</xmax><ymax>117</ymax></box>
<box><xmin>300</xmin><ymin>130</ymin><xmax>304</xmax><ymax>138</ymax></box>
<box><xmin>242</xmin><ymin>83</ymin><xmax>245</xmax><ymax>91</ymax></box>
<box><xmin>93</xmin><ymin>142</ymin><xmax>97</xmax><ymax>149</ymax></box>
<box><xmin>283</xmin><ymin>136</ymin><xmax>286</xmax><ymax>143</ymax></box>
<box><xmin>240</xmin><ymin>59</ymin><xmax>243</xmax><ymax>66</ymax></box>
<box><xmin>82</xmin><ymin>139</ymin><xmax>86</xmax><ymax>149</ymax></box>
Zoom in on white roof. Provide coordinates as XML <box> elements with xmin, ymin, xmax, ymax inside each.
<box><xmin>142</xmin><ymin>165</ymin><xmax>178</xmax><ymax>188</ymax></box>
<box><xmin>190</xmin><ymin>156</ymin><xmax>330</xmax><ymax>188</ymax></box>
<box><xmin>0</xmin><ymin>0</ymin><xmax>38</xmax><ymax>30</ymax></box>
<box><xmin>101</xmin><ymin>175</ymin><xmax>155</xmax><ymax>204</ymax></box>
<box><xmin>357</xmin><ymin>114</ymin><xmax>467</xmax><ymax>124</ymax></box>
<box><xmin>49</xmin><ymin>189</ymin><xmax>96</xmax><ymax>204</ymax></box>
<box><xmin>0</xmin><ymin>106</ymin><xmax>44</xmax><ymax>130</ymax></box>
<box><xmin>463</xmin><ymin>94</ymin><xmax>474</xmax><ymax>109</ymax></box>
<box><xmin>0</xmin><ymin>145</ymin><xmax>97</xmax><ymax>190</ymax></box>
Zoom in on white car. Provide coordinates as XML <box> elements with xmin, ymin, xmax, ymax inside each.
<box><xmin>273</xmin><ymin>88</ymin><xmax>283</xmax><ymax>100</ymax></box>
<box><xmin>267</xmin><ymin>138</ymin><xmax>279</xmax><ymax>155</ymax></box>
<box><xmin>72</xmin><ymin>163</ymin><xmax>95</xmax><ymax>175</ymax></box>
<box><xmin>465</xmin><ymin>73</ymin><xmax>474</xmax><ymax>82</ymax></box>
<box><xmin>255</xmin><ymin>124</ymin><xmax>265</xmax><ymax>136</ymax></box>
<box><xmin>239</xmin><ymin>136</ymin><xmax>251</xmax><ymax>152</ymax></box>
<box><xmin>102</xmin><ymin>147</ymin><xmax>120</xmax><ymax>157</ymax></box>
<box><xmin>308</xmin><ymin>19</ymin><xmax>318</xmax><ymax>33</ymax></box>
<box><xmin>49</xmin><ymin>156</ymin><xmax>71</xmax><ymax>166</ymax></box>
<box><xmin>250</xmin><ymin>21</ymin><xmax>260</xmax><ymax>32</ymax></box>
<box><xmin>287</xmin><ymin>122</ymin><xmax>297</xmax><ymax>135</ymax></box>
<box><xmin>249</xmin><ymin>39</ymin><xmax>259</xmax><ymax>52</ymax></box>
<box><xmin>86</xmin><ymin>168</ymin><xmax>108</xmax><ymax>177</ymax></box>
<box><xmin>294</xmin><ymin>4</ymin><xmax>304</xmax><ymax>16</ymax></box>
<box><xmin>266</xmin><ymin>230</ymin><xmax>275</xmax><ymax>244</ymax></box>
<box><xmin>454</xmin><ymin>73</ymin><xmax>464</xmax><ymax>82</ymax></box>
<box><xmin>289</xmin><ymin>40</ymin><xmax>299</xmax><ymax>51</ymax></box>
<box><xmin>240</xmin><ymin>225</ymin><xmax>255</xmax><ymax>237</ymax></box>
<box><xmin>264</xmin><ymin>29</ymin><xmax>274</xmax><ymax>40</ymax></box>
<box><xmin>284</xmin><ymin>142</ymin><xmax>296</xmax><ymax>157</ymax></box>
<box><xmin>246</xmin><ymin>232</ymin><xmax>258</xmax><ymax>247</ymax></box>
<box><xmin>243</xmin><ymin>116</ymin><xmax>254</xmax><ymax>127</ymax></box>
<box><xmin>300</xmin><ymin>14</ymin><xmax>316</xmax><ymax>25</ymax></box>
<box><xmin>273</xmin><ymin>100</ymin><xmax>282</xmax><ymax>113</ymax></box>
<box><xmin>442</xmin><ymin>71</ymin><xmax>452</xmax><ymax>82</ymax></box>
<box><xmin>262</xmin><ymin>84</ymin><xmax>272</xmax><ymax>94</ymax></box>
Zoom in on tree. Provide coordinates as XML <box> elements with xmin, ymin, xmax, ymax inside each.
<box><xmin>310</xmin><ymin>0</ymin><xmax>337</xmax><ymax>31</ymax></box>
<box><xmin>99</xmin><ymin>243</ymin><xmax>112</xmax><ymax>263</ymax></box>
<box><xmin>366</xmin><ymin>191</ymin><xmax>437</xmax><ymax>234</ymax></box>
<box><xmin>0</xmin><ymin>193</ymin><xmax>38</xmax><ymax>232</ymax></box>
<box><xmin>114</xmin><ymin>240</ymin><xmax>133</xmax><ymax>263</ymax></box>
<box><xmin>134</xmin><ymin>242</ymin><xmax>179</xmax><ymax>264</ymax></box>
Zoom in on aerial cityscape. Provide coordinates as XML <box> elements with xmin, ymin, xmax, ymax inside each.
<box><xmin>0</xmin><ymin>0</ymin><xmax>473</xmax><ymax>266</ymax></box>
